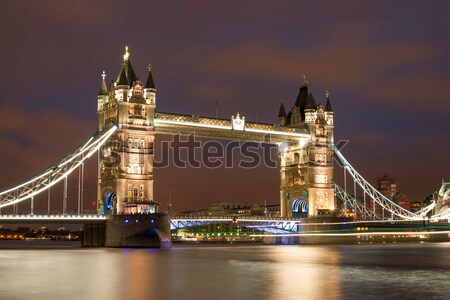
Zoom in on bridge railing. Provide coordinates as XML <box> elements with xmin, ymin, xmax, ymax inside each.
<box><xmin>154</xmin><ymin>112</ymin><xmax>308</xmax><ymax>136</ymax></box>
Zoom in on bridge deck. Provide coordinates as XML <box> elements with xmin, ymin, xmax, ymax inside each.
<box><xmin>0</xmin><ymin>214</ymin><xmax>106</xmax><ymax>224</ymax></box>
<box><xmin>154</xmin><ymin>112</ymin><xmax>309</xmax><ymax>143</ymax></box>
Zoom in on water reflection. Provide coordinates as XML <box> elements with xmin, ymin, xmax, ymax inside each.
<box><xmin>0</xmin><ymin>243</ymin><xmax>448</xmax><ymax>300</ymax></box>
<box><xmin>270</xmin><ymin>246</ymin><xmax>342</xmax><ymax>299</ymax></box>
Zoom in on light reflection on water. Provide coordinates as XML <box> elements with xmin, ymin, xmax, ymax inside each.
<box><xmin>0</xmin><ymin>243</ymin><xmax>449</xmax><ymax>300</ymax></box>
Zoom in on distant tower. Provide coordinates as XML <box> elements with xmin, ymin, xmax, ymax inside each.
<box><xmin>277</xmin><ymin>76</ymin><xmax>335</xmax><ymax>218</ymax></box>
<box><xmin>97</xmin><ymin>47</ymin><xmax>158</xmax><ymax>214</ymax></box>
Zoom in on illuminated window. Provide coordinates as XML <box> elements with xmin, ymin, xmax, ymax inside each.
<box><xmin>140</xmin><ymin>184</ymin><xmax>144</xmax><ymax>190</ymax></box>
<box><xmin>315</xmin><ymin>174</ymin><xmax>327</xmax><ymax>183</ymax></box>
<box><xmin>133</xmin><ymin>188</ymin><xmax>138</xmax><ymax>198</ymax></box>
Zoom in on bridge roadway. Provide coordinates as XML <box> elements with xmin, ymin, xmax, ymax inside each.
<box><xmin>0</xmin><ymin>214</ymin><xmax>301</xmax><ymax>232</ymax></box>
<box><xmin>0</xmin><ymin>214</ymin><xmax>446</xmax><ymax>232</ymax></box>
<box><xmin>0</xmin><ymin>214</ymin><xmax>106</xmax><ymax>224</ymax></box>
<box><xmin>154</xmin><ymin>112</ymin><xmax>309</xmax><ymax>143</ymax></box>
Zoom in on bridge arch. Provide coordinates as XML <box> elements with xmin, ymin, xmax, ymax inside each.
<box><xmin>291</xmin><ymin>197</ymin><xmax>308</xmax><ymax>218</ymax></box>
<box><xmin>102</xmin><ymin>191</ymin><xmax>117</xmax><ymax>215</ymax></box>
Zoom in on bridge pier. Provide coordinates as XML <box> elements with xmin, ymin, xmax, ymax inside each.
<box><xmin>83</xmin><ymin>213</ymin><xmax>171</xmax><ymax>248</ymax></box>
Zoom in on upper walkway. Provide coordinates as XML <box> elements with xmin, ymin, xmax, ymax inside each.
<box><xmin>154</xmin><ymin>112</ymin><xmax>309</xmax><ymax>143</ymax></box>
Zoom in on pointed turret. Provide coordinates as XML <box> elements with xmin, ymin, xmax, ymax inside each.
<box><xmin>305</xmin><ymin>92</ymin><xmax>316</xmax><ymax>110</ymax></box>
<box><xmin>278</xmin><ymin>102</ymin><xmax>287</xmax><ymax>126</ymax></box>
<box><xmin>303</xmin><ymin>76</ymin><xmax>316</xmax><ymax>124</ymax></box>
<box><xmin>116</xmin><ymin>46</ymin><xmax>138</xmax><ymax>87</ymax></box>
<box><xmin>144</xmin><ymin>64</ymin><xmax>156</xmax><ymax>106</ymax></box>
<box><xmin>294</xmin><ymin>75</ymin><xmax>316</xmax><ymax>122</ymax></box>
<box><xmin>278</xmin><ymin>102</ymin><xmax>286</xmax><ymax>118</ymax></box>
<box><xmin>117</xmin><ymin>63</ymin><xmax>129</xmax><ymax>87</ymax></box>
<box><xmin>145</xmin><ymin>64</ymin><xmax>156</xmax><ymax>89</ymax></box>
<box><xmin>324</xmin><ymin>91</ymin><xmax>334</xmax><ymax>126</ymax></box>
<box><xmin>98</xmin><ymin>71</ymin><xmax>108</xmax><ymax>95</ymax></box>
<box><xmin>325</xmin><ymin>91</ymin><xmax>333</xmax><ymax>112</ymax></box>
<box><xmin>97</xmin><ymin>71</ymin><xmax>108</xmax><ymax>112</ymax></box>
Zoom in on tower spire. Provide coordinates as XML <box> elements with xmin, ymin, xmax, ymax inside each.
<box><xmin>117</xmin><ymin>64</ymin><xmax>129</xmax><ymax>87</ymax></box>
<box><xmin>145</xmin><ymin>64</ymin><xmax>156</xmax><ymax>89</ymax></box>
<box><xmin>123</xmin><ymin>46</ymin><xmax>130</xmax><ymax>62</ymax></box>
<box><xmin>300</xmin><ymin>74</ymin><xmax>308</xmax><ymax>88</ymax></box>
<box><xmin>325</xmin><ymin>91</ymin><xmax>333</xmax><ymax>112</ymax></box>
<box><xmin>98</xmin><ymin>71</ymin><xmax>108</xmax><ymax>95</ymax></box>
<box><xmin>278</xmin><ymin>102</ymin><xmax>286</xmax><ymax>117</ymax></box>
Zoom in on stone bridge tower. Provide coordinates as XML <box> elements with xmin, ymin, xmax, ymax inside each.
<box><xmin>96</xmin><ymin>47</ymin><xmax>158</xmax><ymax>214</ymax></box>
<box><xmin>278</xmin><ymin>76</ymin><xmax>335</xmax><ymax>218</ymax></box>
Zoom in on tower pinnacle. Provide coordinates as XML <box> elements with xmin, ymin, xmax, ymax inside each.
<box><xmin>145</xmin><ymin>63</ymin><xmax>156</xmax><ymax>89</ymax></box>
<box><xmin>123</xmin><ymin>46</ymin><xmax>130</xmax><ymax>62</ymax></box>
<box><xmin>300</xmin><ymin>74</ymin><xmax>308</xmax><ymax>88</ymax></box>
<box><xmin>98</xmin><ymin>70</ymin><xmax>108</xmax><ymax>95</ymax></box>
<box><xmin>325</xmin><ymin>91</ymin><xmax>333</xmax><ymax>112</ymax></box>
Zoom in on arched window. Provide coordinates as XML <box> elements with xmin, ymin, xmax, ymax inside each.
<box><xmin>294</xmin><ymin>153</ymin><xmax>300</xmax><ymax>164</ymax></box>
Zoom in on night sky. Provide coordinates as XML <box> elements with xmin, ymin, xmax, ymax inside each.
<box><xmin>0</xmin><ymin>1</ymin><xmax>449</xmax><ymax>213</ymax></box>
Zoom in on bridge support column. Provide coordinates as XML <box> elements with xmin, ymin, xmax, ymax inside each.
<box><xmin>83</xmin><ymin>213</ymin><xmax>171</xmax><ymax>248</ymax></box>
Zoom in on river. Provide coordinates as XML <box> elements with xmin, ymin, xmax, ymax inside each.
<box><xmin>0</xmin><ymin>242</ymin><xmax>448</xmax><ymax>300</ymax></box>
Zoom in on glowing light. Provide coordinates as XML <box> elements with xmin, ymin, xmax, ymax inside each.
<box><xmin>154</xmin><ymin>119</ymin><xmax>309</xmax><ymax>138</ymax></box>
<box><xmin>0</xmin><ymin>214</ymin><xmax>106</xmax><ymax>221</ymax></box>
<box><xmin>123</xmin><ymin>46</ymin><xmax>130</xmax><ymax>61</ymax></box>
<box><xmin>251</xmin><ymin>230</ymin><xmax>450</xmax><ymax>237</ymax></box>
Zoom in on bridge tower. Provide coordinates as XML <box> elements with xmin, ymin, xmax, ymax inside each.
<box><xmin>278</xmin><ymin>76</ymin><xmax>335</xmax><ymax>217</ymax></box>
<box><xmin>96</xmin><ymin>47</ymin><xmax>158</xmax><ymax>214</ymax></box>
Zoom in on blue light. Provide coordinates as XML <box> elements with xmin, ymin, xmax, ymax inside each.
<box><xmin>125</xmin><ymin>219</ymin><xmax>129</xmax><ymax>224</ymax></box>
<box><xmin>151</xmin><ymin>219</ymin><xmax>154</xmax><ymax>223</ymax></box>
<box><xmin>135</xmin><ymin>219</ymin><xmax>139</xmax><ymax>223</ymax></box>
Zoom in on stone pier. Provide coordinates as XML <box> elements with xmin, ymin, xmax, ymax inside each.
<box><xmin>83</xmin><ymin>213</ymin><xmax>171</xmax><ymax>248</ymax></box>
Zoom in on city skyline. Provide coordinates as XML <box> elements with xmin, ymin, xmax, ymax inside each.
<box><xmin>0</xmin><ymin>1</ymin><xmax>449</xmax><ymax>212</ymax></box>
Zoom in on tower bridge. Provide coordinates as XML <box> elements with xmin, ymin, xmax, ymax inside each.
<box><xmin>0</xmin><ymin>47</ymin><xmax>448</xmax><ymax>247</ymax></box>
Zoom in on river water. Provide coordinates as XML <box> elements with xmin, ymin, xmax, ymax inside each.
<box><xmin>0</xmin><ymin>242</ymin><xmax>448</xmax><ymax>300</ymax></box>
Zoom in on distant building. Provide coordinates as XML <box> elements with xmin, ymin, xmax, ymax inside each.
<box><xmin>409</xmin><ymin>201</ymin><xmax>423</xmax><ymax>212</ymax></box>
<box><xmin>176</xmin><ymin>202</ymin><xmax>280</xmax><ymax>218</ymax></box>
<box><xmin>434</xmin><ymin>180</ymin><xmax>450</xmax><ymax>216</ymax></box>
<box><xmin>173</xmin><ymin>202</ymin><xmax>280</xmax><ymax>241</ymax></box>
<box><xmin>209</xmin><ymin>202</ymin><xmax>251</xmax><ymax>216</ymax></box>
<box><xmin>250</xmin><ymin>204</ymin><xmax>280</xmax><ymax>218</ymax></box>
<box><xmin>376</xmin><ymin>173</ymin><xmax>411</xmax><ymax>211</ymax></box>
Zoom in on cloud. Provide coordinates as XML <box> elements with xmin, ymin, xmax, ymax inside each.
<box><xmin>367</xmin><ymin>74</ymin><xmax>450</xmax><ymax>111</ymax></box>
<box><xmin>204</xmin><ymin>40</ymin><xmax>435</xmax><ymax>89</ymax></box>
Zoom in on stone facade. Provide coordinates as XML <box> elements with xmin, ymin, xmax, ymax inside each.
<box><xmin>83</xmin><ymin>214</ymin><xmax>172</xmax><ymax>248</ymax></box>
<box><xmin>278</xmin><ymin>77</ymin><xmax>335</xmax><ymax>217</ymax></box>
<box><xmin>97</xmin><ymin>47</ymin><xmax>158</xmax><ymax>214</ymax></box>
